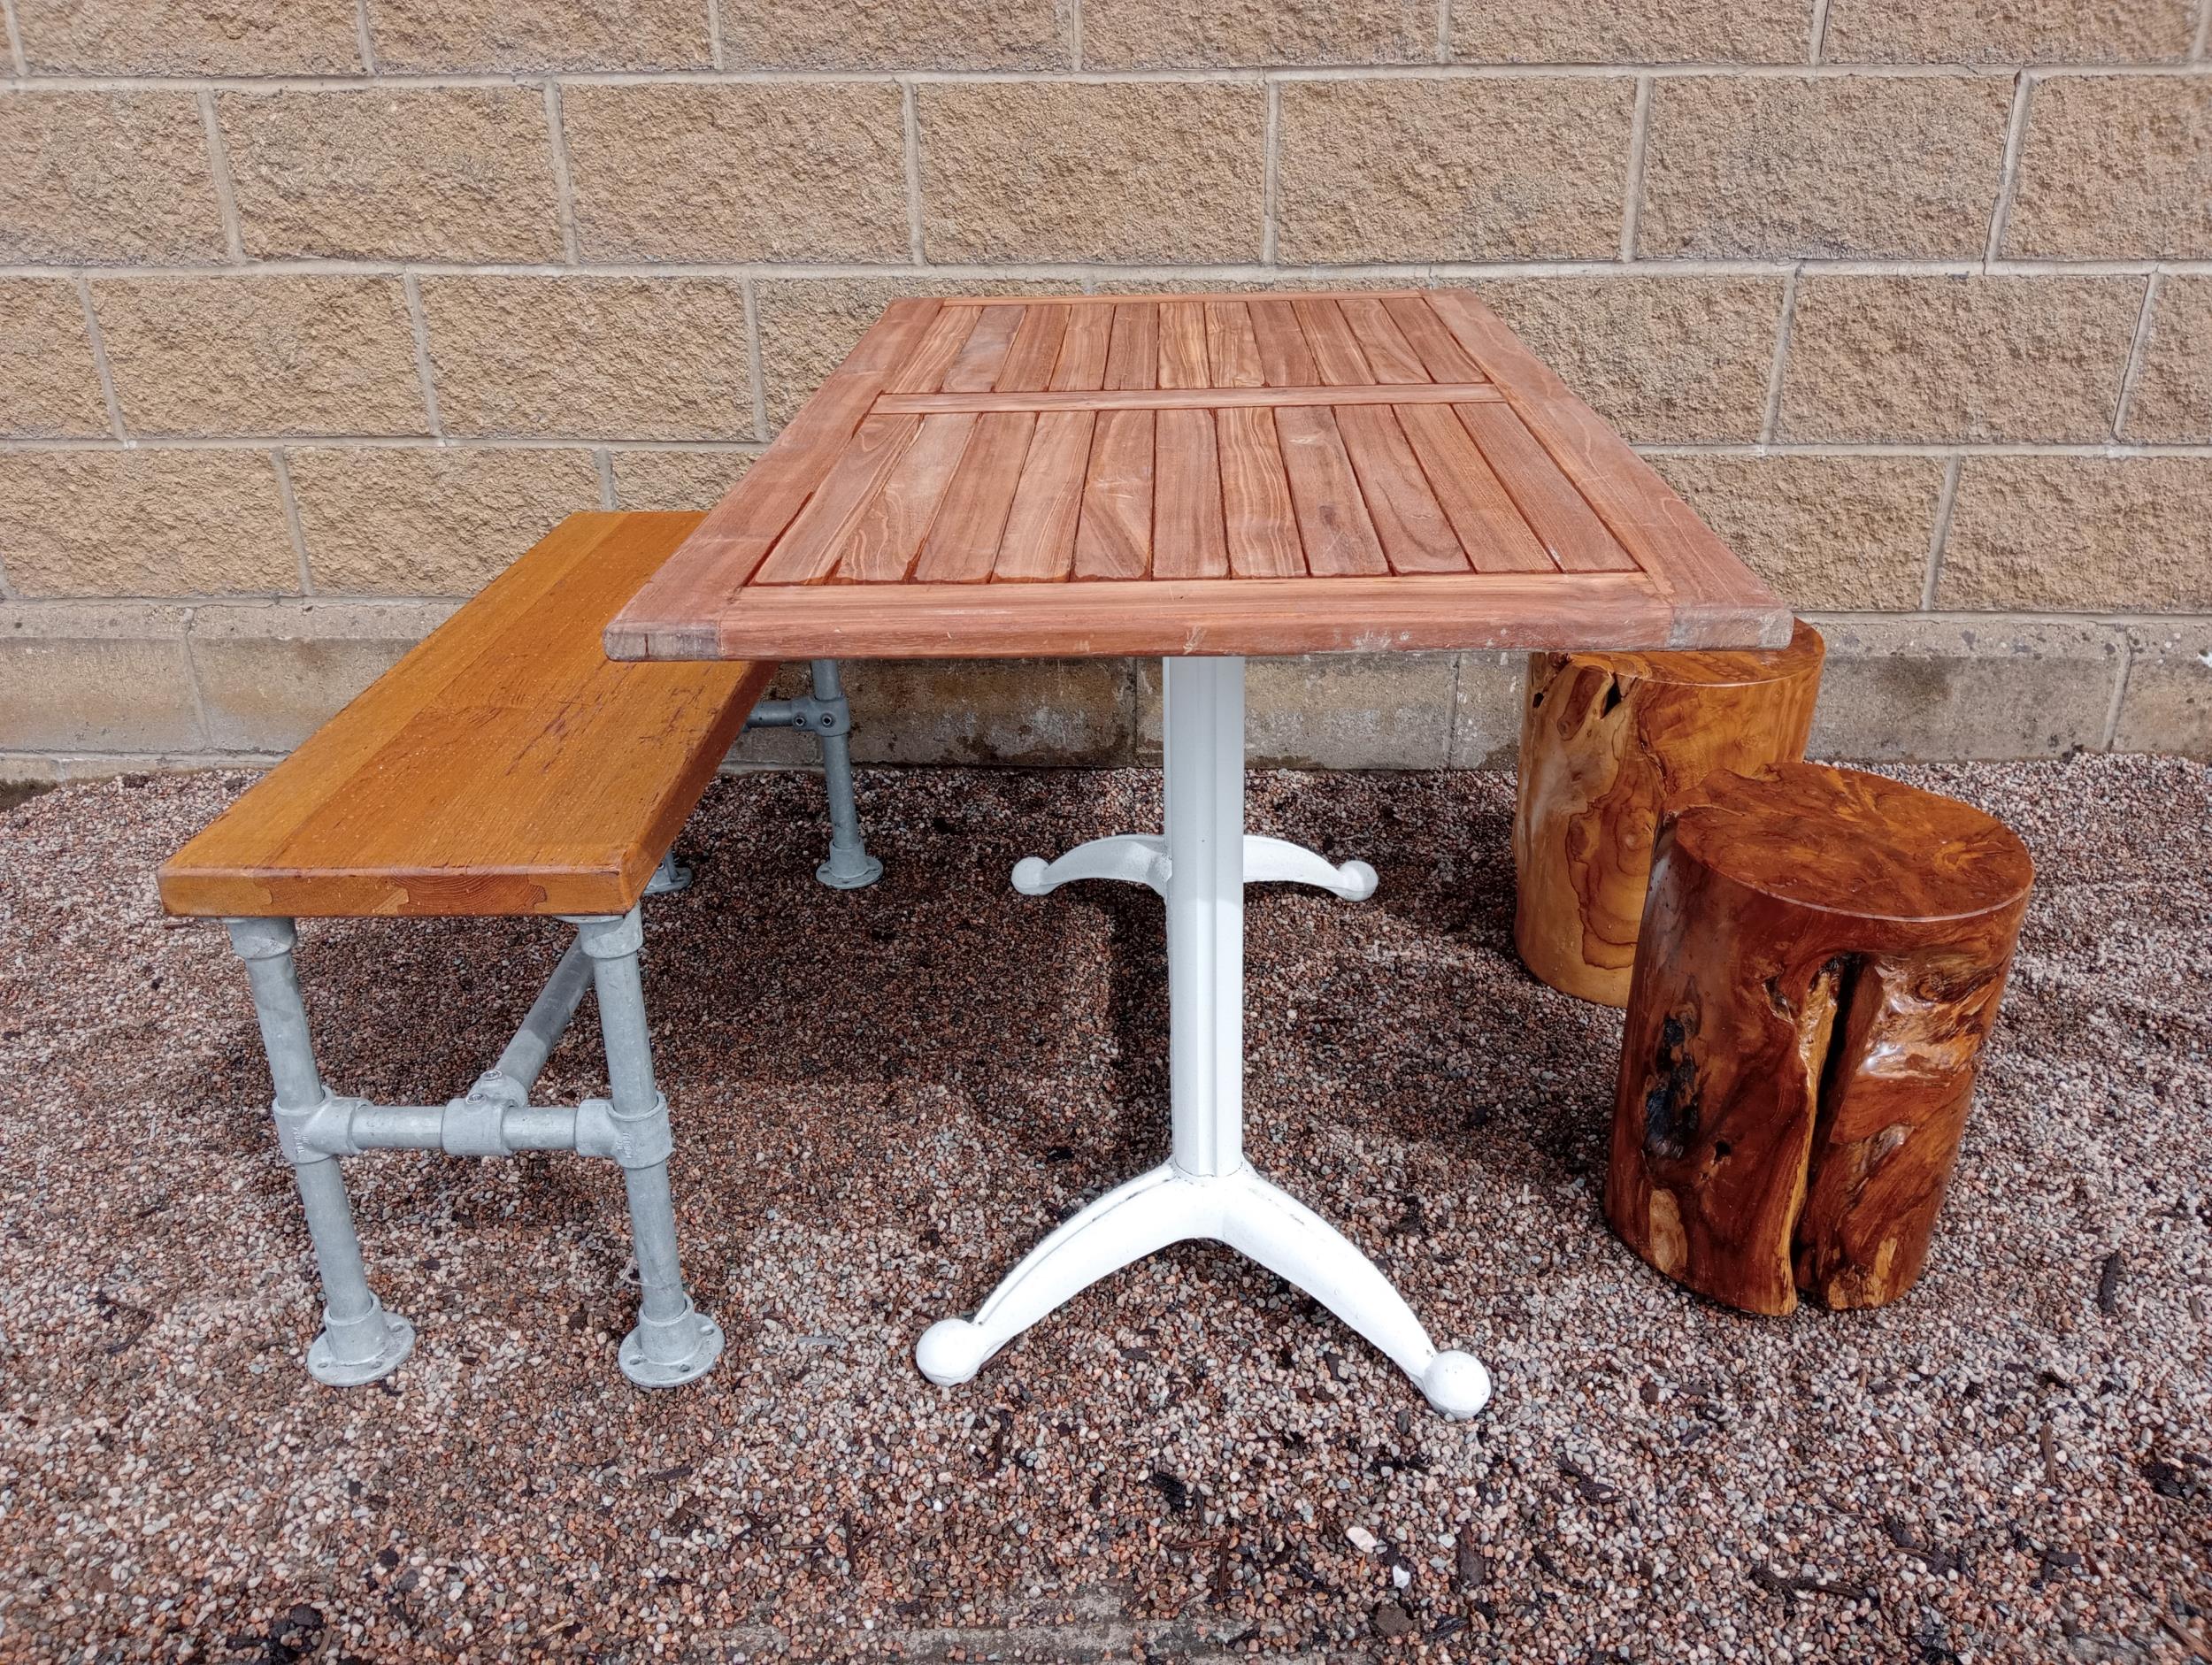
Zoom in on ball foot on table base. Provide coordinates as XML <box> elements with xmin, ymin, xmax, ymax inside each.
<box><xmin>915</xmin><ymin>1318</ymin><xmax>990</xmax><ymax>1385</ymax></box>
<box><xmin>1421</xmin><ymin>1350</ymin><xmax>1491</xmax><ymax>1420</ymax></box>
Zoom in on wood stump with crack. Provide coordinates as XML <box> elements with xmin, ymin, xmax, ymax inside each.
<box><xmin>1513</xmin><ymin>619</ymin><xmax>1824</xmax><ymax>1007</ymax></box>
<box><xmin>1605</xmin><ymin>762</ymin><xmax>2033</xmax><ymax>1314</ymax></box>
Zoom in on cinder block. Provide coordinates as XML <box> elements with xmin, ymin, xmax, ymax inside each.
<box><xmin>2112</xmin><ymin>623</ymin><xmax>2212</xmax><ymax>757</ymax></box>
<box><xmin>1471</xmin><ymin>278</ymin><xmax>1785</xmax><ymax>443</ymax></box>
<box><xmin>188</xmin><ymin>601</ymin><xmax>454</xmax><ymax>751</ymax></box>
<box><xmin>1450</xmin><ymin>650</ymin><xmax>1525</xmax><ymax>771</ymax></box>
<box><xmin>918</xmin><ymin>82</ymin><xmax>1264</xmax><ymax>263</ymax></box>
<box><xmin>1939</xmin><ymin>457</ymin><xmax>2212</xmax><ymax>612</ymax></box>
<box><xmin>419</xmin><ymin>278</ymin><xmax>754</xmax><ymax>441</ymax></box>
<box><xmin>1780</xmin><ymin>275</ymin><xmax>2140</xmax><ymax>443</ymax></box>
<box><xmin>1822</xmin><ymin>0</ymin><xmax>2197</xmax><ymax>63</ymax></box>
<box><xmin>1277</xmin><ymin>78</ymin><xmax>1634</xmax><ymax>263</ymax></box>
<box><xmin>0</xmin><ymin>280</ymin><xmax>109</xmax><ymax>439</ymax></box>
<box><xmin>0</xmin><ymin>603</ymin><xmax>204</xmax><ymax>753</ymax></box>
<box><xmin>364</xmin><ymin>0</ymin><xmax>710</xmax><ymax>71</ymax></box>
<box><xmin>1639</xmin><ymin>75</ymin><xmax>2011</xmax><ymax>259</ymax></box>
<box><xmin>1804</xmin><ymin>617</ymin><xmax>2126</xmax><ymax>761</ymax></box>
<box><xmin>1452</xmin><ymin>0</ymin><xmax>1806</xmax><ymax>62</ymax></box>
<box><xmin>562</xmin><ymin>84</ymin><xmax>910</xmax><ymax>264</ymax></box>
<box><xmin>0</xmin><ymin>93</ymin><xmax>224</xmax><ymax>265</ymax></box>
<box><xmin>721</xmin><ymin>0</ymin><xmax>1067</xmax><ymax>68</ymax></box>
<box><xmin>0</xmin><ymin>450</ymin><xmax>296</xmax><ymax>597</ymax></box>
<box><xmin>1647</xmin><ymin>454</ymin><xmax>1942</xmax><ymax>612</ymax></box>
<box><xmin>1137</xmin><ymin>654</ymin><xmax>1457</xmax><ymax>770</ymax></box>
<box><xmin>13</xmin><ymin>0</ymin><xmax>364</xmax><ymax>73</ymax></box>
<box><xmin>218</xmin><ymin>88</ymin><xmax>562</xmax><ymax>262</ymax></box>
<box><xmin>92</xmin><ymin>278</ymin><xmax>428</xmax><ymax>438</ymax></box>
<box><xmin>286</xmin><ymin>447</ymin><xmax>602</xmax><ymax>595</ymax></box>
<box><xmin>740</xmin><ymin>659</ymin><xmax>1137</xmax><ymax>768</ymax></box>
<box><xmin>2123</xmin><ymin>277</ymin><xmax>2212</xmax><ymax>444</ymax></box>
<box><xmin>1087</xmin><ymin>0</ymin><xmax>1430</xmax><ymax>67</ymax></box>
<box><xmin>609</xmin><ymin>450</ymin><xmax>757</xmax><ymax>511</ymax></box>
<box><xmin>2005</xmin><ymin>75</ymin><xmax>2212</xmax><ymax>259</ymax></box>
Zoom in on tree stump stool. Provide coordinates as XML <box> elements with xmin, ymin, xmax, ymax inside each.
<box><xmin>1605</xmin><ymin>762</ymin><xmax>2033</xmax><ymax>1315</ymax></box>
<box><xmin>1513</xmin><ymin>620</ymin><xmax>1824</xmax><ymax>1007</ymax></box>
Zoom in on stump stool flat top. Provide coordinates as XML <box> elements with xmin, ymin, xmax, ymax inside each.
<box><xmin>603</xmin><ymin>288</ymin><xmax>1793</xmax><ymax>1422</ymax></box>
<box><xmin>604</xmin><ymin>288</ymin><xmax>1791</xmax><ymax>663</ymax></box>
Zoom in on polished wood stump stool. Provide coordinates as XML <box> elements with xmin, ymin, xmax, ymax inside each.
<box><xmin>1514</xmin><ymin>620</ymin><xmax>1824</xmax><ymax>1006</ymax></box>
<box><xmin>1605</xmin><ymin>762</ymin><xmax>2033</xmax><ymax>1315</ymax></box>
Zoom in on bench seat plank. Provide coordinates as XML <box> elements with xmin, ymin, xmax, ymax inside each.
<box><xmin>158</xmin><ymin>512</ymin><xmax>774</xmax><ymax>919</ymax></box>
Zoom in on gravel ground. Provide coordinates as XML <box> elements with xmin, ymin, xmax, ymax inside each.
<box><xmin>0</xmin><ymin>756</ymin><xmax>2207</xmax><ymax>1664</ymax></box>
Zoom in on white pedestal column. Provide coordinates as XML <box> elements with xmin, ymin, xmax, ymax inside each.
<box><xmin>915</xmin><ymin>656</ymin><xmax>1490</xmax><ymax>1419</ymax></box>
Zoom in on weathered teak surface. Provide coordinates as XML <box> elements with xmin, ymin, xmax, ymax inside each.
<box><xmin>1605</xmin><ymin>763</ymin><xmax>2034</xmax><ymax>1316</ymax></box>
<box><xmin>1514</xmin><ymin>620</ymin><xmax>1824</xmax><ymax>1007</ymax></box>
<box><xmin>606</xmin><ymin>290</ymin><xmax>1793</xmax><ymax>662</ymax></box>
<box><xmin>158</xmin><ymin>512</ymin><xmax>774</xmax><ymax>919</ymax></box>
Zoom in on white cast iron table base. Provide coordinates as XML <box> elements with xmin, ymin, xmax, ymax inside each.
<box><xmin>914</xmin><ymin>656</ymin><xmax>1491</xmax><ymax>1419</ymax></box>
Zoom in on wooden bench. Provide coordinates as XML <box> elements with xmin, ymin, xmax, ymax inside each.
<box><xmin>157</xmin><ymin>510</ymin><xmax>876</xmax><ymax>1389</ymax></box>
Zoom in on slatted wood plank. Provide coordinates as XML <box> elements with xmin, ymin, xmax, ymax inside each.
<box><xmin>1291</xmin><ymin>297</ymin><xmax>1375</xmax><ymax>386</ymax></box>
<box><xmin>1427</xmin><ymin>288</ymin><xmax>1785</xmax><ymax>638</ymax></box>
<box><xmin>873</xmin><ymin>383</ymin><xmax>1505</xmax><ymax>414</ymax></box>
<box><xmin>1394</xmin><ymin>402</ymin><xmax>1556</xmax><ymax>573</ymax></box>
<box><xmin>1384</xmin><ymin>295</ymin><xmax>1487</xmax><ymax>383</ymax></box>
<box><xmin>163</xmin><ymin>512</ymin><xmax>774</xmax><ymax>917</ymax></box>
<box><xmin>1205</xmin><ymin>301</ymin><xmax>1266</xmax><ymax>388</ymax></box>
<box><xmin>1340</xmin><ymin>295</ymin><xmax>1431</xmax><ymax>384</ymax></box>
<box><xmin>887</xmin><ymin>304</ymin><xmax>983</xmax><ymax>394</ymax></box>
<box><xmin>1074</xmin><ymin>410</ymin><xmax>1153</xmax><ymax>579</ymax></box>
<box><xmin>1274</xmin><ymin>404</ymin><xmax>1388</xmax><ymax>577</ymax></box>
<box><xmin>709</xmin><ymin>571</ymin><xmax>1678</xmax><ymax>659</ymax></box>
<box><xmin>837</xmin><ymin>412</ymin><xmax>979</xmax><ymax>582</ymax></box>
<box><xmin>995</xmin><ymin>410</ymin><xmax>1092</xmax><ymax>580</ymax></box>
<box><xmin>942</xmin><ymin>304</ymin><xmax>1024</xmax><ymax>391</ymax></box>
<box><xmin>996</xmin><ymin>303</ymin><xmax>1069</xmax><ymax>392</ymax></box>
<box><xmin>1248</xmin><ymin>298</ymin><xmax>1319</xmax><ymax>387</ymax></box>
<box><xmin>1157</xmin><ymin>300</ymin><xmax>1211</xmax><ymax>390</ymax></box>
<box><xmin>1216</xmin><ymin>406</ymin><xmax>1303</xmax><ymax>579</ymax></box>
<box><xmin>1105</xmin><ymin>302</ymin><xmax>1160</xmax><ymax>391</ymax></box>
<box><xmin>752</xmin><ymin>413</ymin><xmax>921</xmax><ymax>584</ymax></box>
<box><xmin>607</xmin><ymin>297</ymin><xmax>941</xmax><ymax>654</ymax></box>
<box><xmin>1455</xmin><ymin>403</ymin><xmax>1635</xmax><ymax>573</ymax></box>
<box><xmin>1051</xmin><ymin>303</ymin><xmax>1115</xmax><ymax>391</ymax></box>
<box><xmin>1153</xmin><ymin>406</ymin><xmax>1229</xmax><ymax>579</ymax></box>
<box><xmin>913</xmin><ymin>410</ymin><xmax>1036</xmax><ymax>582</ymax></box>
<box><xmin>1333</xmin><ymin>403</ymin><xmax>1469</xmax><ymax>573</ymax></box>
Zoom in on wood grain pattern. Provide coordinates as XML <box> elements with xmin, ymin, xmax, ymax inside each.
<box><xmin>1513</xmin><ymin>619</ymin><xmax>1825</xmax><ymax>1006</ymax></box>
<box><xmin>160</xmin><ymin>512</ymin><xmax>773</xmax><ymax>918</ymax></box>
<box><xmin>1216</xmin><ymin>406</ymin><xmax>1303</xmax><ymax>579</ymax></box>
<box><xmin>709</xmin><ymin>571</ymin><xmax>1676</xmax><ymax>659</ymax></box>
<box><xmin>1333</xmin><ymin>403</ymin><xmax>1467</xmax><ymax>573</ymax></box>
<box><xmin>873</xmin><ymin>383</ymin><xmax>1506</xmax><ymax>414</ymax></box>
<box><xmin>1273</xmin><ymin>404</ymin><xmax>1388</xmax><ymax>577</ymax></box>
<box><xmin>1605</xmin><ymin>762</ymin><xmax>2032</xmax><ymax>1315</ymax></box>
<box><xmin>1393</xmin><ymin>402</ymin><xmax>1554</xmax><ymax>573</ymax></box>
<box><xmin>913</xmin><ymin>410</ymin><xmax>1034</xmax><ymax>582</ymax></box>
<box><xmin>604</xmin><ymin>288</ymin><xmax>1793</xmax><ymax>662</ymax></box>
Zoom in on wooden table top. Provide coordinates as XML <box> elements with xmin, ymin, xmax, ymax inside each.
<box><xmin>606</xmin><ymin>289</ymin><xmax>1792</xmax><ymax>662</ymax></box>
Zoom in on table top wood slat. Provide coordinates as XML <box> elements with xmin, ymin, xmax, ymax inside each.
<box><xmin>1216</xmin><ymin>406</ymin><xmax>1305</xmax><ymax>579</ymax></box>
<box><xmin>606</xmin><ymin>288</ymin><xmax>1793</xmax><ymax>659</ymax></box>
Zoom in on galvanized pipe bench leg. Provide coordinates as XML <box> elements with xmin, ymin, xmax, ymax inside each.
<box><xmin>570</xmin><ymin>909</ymin><xmax>724</xmax><ymax>1387</ymax></box>
<box><xmin>743</xmin><ymin>658</ymin><xmax>882</xmax><ymax>889</ymax></box>
<box><xmin>226</xmin><ymin>917</ymin><xmax>416</xmax><ymax>1386</ymax></box>
<box><xmin>809</xmin><ymin>658</ymin><xmax>882</xmax><ymax>890</ymax></box>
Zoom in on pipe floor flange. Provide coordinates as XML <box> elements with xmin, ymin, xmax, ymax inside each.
<box><xmin>619</xmin><ymin>1311</ymin><xmax>725</xmax><ymax>1388</ymax></box>
<box><xmin>306</xmin><ymin>1311</ymin><xmax>416</xmax><ymax>1386</ymax></box>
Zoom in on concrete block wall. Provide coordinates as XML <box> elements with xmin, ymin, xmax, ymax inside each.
<box><xmin>1</xmin><ymin>0</ymin><xmax>2207</xmax><ymax>776</ymax></box>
